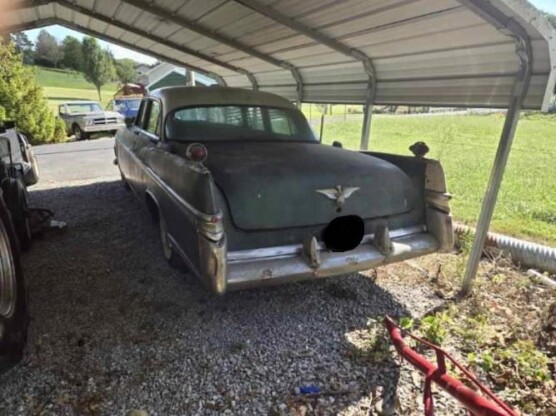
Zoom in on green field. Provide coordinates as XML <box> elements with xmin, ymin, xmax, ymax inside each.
<box><xmin>31</xmin><ymin>66</ymin><xmax>118</xmax><ymax>114</ymax></box>
<box><xmin>321</xmin><ymin>113</ymin><xmax>556</xmax><ymax>246</ymax></box>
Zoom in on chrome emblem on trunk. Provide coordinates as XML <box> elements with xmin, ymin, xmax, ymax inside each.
<box><xmin>316</xmin><ymin>186</ymin><xmax>360</xmax><ymax>210</ymax></box>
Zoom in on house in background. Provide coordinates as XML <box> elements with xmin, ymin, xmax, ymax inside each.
<box><xmin>135</xmin><ymin>63</ymin><xmax>151</xmax><ymax>79</ymax></box>
<box><xmin>137</xmin><ymin>62</ymin><xmax>213</xmax><ymax>91</ymax></box>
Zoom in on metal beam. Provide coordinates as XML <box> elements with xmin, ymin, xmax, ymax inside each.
<box><xmin>43</xmin><ymin>0</ymin><xmax>256</xmax><ymax>88</ymax></box>
<box><xmin>3</xmin><ymin>11</ymin><xmax>226</xmax><ymax>85</ymax></box>
<box><xmin>458</xmin><ymin>0</ymin><xmax>533</xmax><ymax>296</ymax></box>
<box><xmin>118</xmin><ymin>0</ymin><xmax>300</xmax><ymax>94</ymax></box>
<box><xmin>232</xmin><ymin>0</ymin><xmax>376</xmax><ymax>134</ymax></box>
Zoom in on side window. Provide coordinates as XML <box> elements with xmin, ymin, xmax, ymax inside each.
<box><xmin>59</xmin><ymin>105</ymin><xmax>67</xmax><ymax>116</ymax></box>
<box><xmin>145</xmin><ymin>101</ymin><xmax>161</xmax><ymax>136</ymax></box>
<box><xmin>269</xmin><ymin>109</ymin><xmax>297</xmax><ymax>136</ymax></box>
<box><xmin>135</xmin><ymin>100</ymin><xmax>147</xmax><ymax>128</ymax></box>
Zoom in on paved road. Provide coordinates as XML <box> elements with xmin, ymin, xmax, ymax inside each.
<box><xmin>33</xmin><ymin>137</ymin><xmax>119</xmax><ymax>183</ymax></box>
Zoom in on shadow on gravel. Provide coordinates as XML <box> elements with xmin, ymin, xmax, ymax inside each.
<box><xmin>0</xmin><ymin>179</ymin><xmax>410</xmax><ymax>415</ymax></box>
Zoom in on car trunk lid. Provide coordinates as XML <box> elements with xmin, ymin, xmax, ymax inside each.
<box><xmin>202</xmin><ymin>141</ymin><xmax>417</xmax><ymax>230</ymax></box>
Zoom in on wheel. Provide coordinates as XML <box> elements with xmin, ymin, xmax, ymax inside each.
<box><xmin>4</xmin><ymin>179</ymin><xmax>32</xmax><ymax>252</ymax></box>
<box><xmin>159</xmin><ymin>214</ymin><xmax>185</xmax><ymax>270</ymax></box>
<box><xmin>0</xmin><ymin>195</ymin><xmax>28</xmax><ymax>374</ymax></box>
<box><xmin>119</xmin><ymin>170</ymin><xmax>130</xmax><ymax>190</ymax></box>
<box><xmin>73</xmin><ymin>124</ymin><xmax>88</xmax><ymax>141</ymax></box>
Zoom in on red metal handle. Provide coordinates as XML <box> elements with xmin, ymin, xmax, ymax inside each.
<box><xmin>384</xmin><ymin>316</ymin><xmax>518</xmax><ymax>416</ymax></box>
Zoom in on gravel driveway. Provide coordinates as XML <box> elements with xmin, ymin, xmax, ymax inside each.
<box><xmin>0</xmin><ymin>139</ymin><xmax>449</xmax><ymax>415</ymax></box>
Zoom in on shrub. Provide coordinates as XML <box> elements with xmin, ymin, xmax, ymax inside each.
<box><xmin>52</xmin><ymin>117</ymin><xmax>67</xmax><ymax>143</ymax></box>
<box><xmin>0</xmin><ymin>42</ymin><xmax>59</xmax><ymax>144</ymax></box>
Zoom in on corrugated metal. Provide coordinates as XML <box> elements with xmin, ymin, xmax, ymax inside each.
<box><xmin>0</xmin><ymin>0</ymin><xmax>554</xmax><ymax>109</ymax></box>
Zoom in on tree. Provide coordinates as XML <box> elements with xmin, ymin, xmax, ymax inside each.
<box><xmin>115</xmin><ymin>58</ymin><xmax>137</xmax><ymax>84</ymax></box>
<box><xmin>81</xmin><ymin>37</ymin><xmax>115</xmax><ymax>100</ymax></box>
<box><xmin>11</xmin><ymin>32</ymin><xmax>34</xmax><ymax>65</ymax></box>
<box><xmin>61</xmin><ymin>36</ymin><xmax>83</xmax><ymax>71</ymax></box>
<box><xmin>545</xmin><ymin>13</ymin><xmax>556</xmax><ymax>29</ymax></box>
<box><xmin>0</xmin><ymin>42</ymin><xmax>65</xmax><ymax>143</ymax></box>
<box><xmin>34</xmin><ymin>29</ymin><xmax>62</xmax><ymax>68</ymax></box>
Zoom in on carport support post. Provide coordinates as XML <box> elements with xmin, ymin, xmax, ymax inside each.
<box><xmin>360</xmin><ymin>103</ymin><xmax>373</xmax><ymax>150</ymax></box>
<box><xmin>461</xmin><ymin>38</ymin><xmax>532</xmax><ymax>296</ymax></box>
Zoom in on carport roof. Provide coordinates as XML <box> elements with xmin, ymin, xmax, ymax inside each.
<box><xmin>1</xmin><ymin>0</ymin><xmax>555</xmax><ymax>109</ymax></box>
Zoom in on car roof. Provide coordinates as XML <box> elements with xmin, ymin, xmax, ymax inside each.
<box><xmin>149</xmin><ymin>86</ymin><xmax>297</xmax><ymax>113</ymax></box>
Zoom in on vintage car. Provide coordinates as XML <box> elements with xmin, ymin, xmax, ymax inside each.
<box><xmin>114</xmin><ymin>87</ymin><xmax>453</xmax><ymax>294</ymax></box>
<box><xmin>58</xmin><ymin>101</ymin><xmax>125</xmax><ymax>140</ymax></box>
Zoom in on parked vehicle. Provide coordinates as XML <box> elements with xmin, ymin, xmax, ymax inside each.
<box><xmin>0</xmin><ymin>121</ymin><xmax>35</xmax><ymax>250</ymax></box>
<box><xmin>106</xmin><ymin>97</ymin><xmax>143</xmax><ymax>119</ymax></box>
<box><xmin>58</xmin><ymin>101</ymin><xmax>125</xmax><ymax>140</ymax></box>
<box><xmin>0</xmin><ymin>122</ymin><xmax>39</xmax><ymax>187</ymax></box>
<box><xmin>114</xmin><ymin>86</ymin><xmax>453</xmax><ymax>294</ymax></box>
<box><xmin>0</xmin><ymin>123</ymin><xmax>30</xmax><ymax>373</ymax></box>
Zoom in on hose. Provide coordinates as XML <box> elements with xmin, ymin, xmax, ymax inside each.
<box><xmin>454</xmin><ymin>224</ymin><xmax>556</xmax><ymax>275</ymax></box>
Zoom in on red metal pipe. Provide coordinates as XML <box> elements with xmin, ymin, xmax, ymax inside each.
<box><xmin>384</xmin><ymin>316</ymin><xmax>517</xmax><ymax>416</ymax></box>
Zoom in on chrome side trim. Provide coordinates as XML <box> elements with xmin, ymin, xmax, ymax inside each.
<box><xmin>227</xmin><ymin>225</ymin><xmax>425</xmax><ymax>263</ymax></box>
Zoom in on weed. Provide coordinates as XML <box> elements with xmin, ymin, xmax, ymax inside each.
<box><xmin>229</xmin><ymin>342</ymin><xmax>248</xmax><ymax>354</ymax></box>
<box><xmin>419</xmin><ymin>313</ymin><xmax>451</xmax><ymax>345</ymax></box>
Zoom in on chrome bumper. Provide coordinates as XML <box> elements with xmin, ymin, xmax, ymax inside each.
<box><xmin>222</xmin><ymin>231</ymin><xmax>439</xmax><ymax>291</ymax></box>
<box><xmin>83</xmin><ymin>123</ymin><xmax>125</xmax><ymax>133</ymax></box>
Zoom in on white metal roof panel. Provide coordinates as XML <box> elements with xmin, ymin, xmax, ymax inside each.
<box><xmin>0</xmin><ymin>0</ymin><xmax>554</xmax><ymax>110</ymax></box>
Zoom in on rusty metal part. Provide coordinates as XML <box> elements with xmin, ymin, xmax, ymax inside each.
<box><xmin>384</xmin><ymin>316</ymin><xmax>518</xmax><ymax>416</ymax></box>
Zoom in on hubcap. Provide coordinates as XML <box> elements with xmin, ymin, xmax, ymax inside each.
<box><xmin>0</xmin><ymin>220</ymin><xmax>17</xmax><ymax>319</ymax></box>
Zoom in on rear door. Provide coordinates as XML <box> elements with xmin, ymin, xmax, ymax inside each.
<box><xmin>131</xmin><ymin>98</ymin><xmax>162</xmax><ymax>195</ymax></box>
<box><xmin>116</xmin><ymin>98</ymin><xmax>147</xmax><ymax>190</ymax></box>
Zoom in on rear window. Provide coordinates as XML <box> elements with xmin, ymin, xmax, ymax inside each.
<box><xmin>166</xmin><ymin>105</ymin><xmax>316</xmax><ymax>142</ymax></box>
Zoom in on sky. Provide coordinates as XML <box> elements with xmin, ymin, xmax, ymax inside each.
<box><xmin>22</xmin><ymin>0</ymin><xmax>556</xmax><ymax>65</ymax></box>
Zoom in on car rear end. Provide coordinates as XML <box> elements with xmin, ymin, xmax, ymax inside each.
<box><xmin>195</xmin><ymin>147</ymin><xmax>452</xmax><ymax>294</ymax></box>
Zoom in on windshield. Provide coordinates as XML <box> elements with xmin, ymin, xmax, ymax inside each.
<box><xmin>116</xmin><ymin>99</ymin><xmax>141</xmax><ymax>110</ymax></box>
<box><xmin>67</xmin><ymin>103</ymin><xmax>102</xmax><ymax>113</ymax></box>
<box><xmin>166</xmin><ymin>105</ymin><xmax>317</xmax><ymax>142</ymax></box>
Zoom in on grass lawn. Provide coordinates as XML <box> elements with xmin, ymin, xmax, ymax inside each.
<box><xmin>321</xmin><ymin>113</ymin><xmax>556</xmax><ymax>246</ymax></box>
<box><xmin>31</xmin><ymin>66</ymin><xmax>118</xmax><ymax>114</ymax></box>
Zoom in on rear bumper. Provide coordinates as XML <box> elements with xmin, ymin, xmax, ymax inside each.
<box><xmin>196</xmin><ymin>226</ymin><xmax>441</xmax><ymax>293</ymax></box>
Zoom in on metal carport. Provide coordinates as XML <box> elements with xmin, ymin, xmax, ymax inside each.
<box><xmin>1</xmin><ymin>0</ymin><xmax>555</xmax><ymax>292</ymax></box>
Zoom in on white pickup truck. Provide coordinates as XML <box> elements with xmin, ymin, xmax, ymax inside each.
<box><xmin>58</xmin><ymin>101</ymin><xmax>125</xmax><ymax>140</ymax></box>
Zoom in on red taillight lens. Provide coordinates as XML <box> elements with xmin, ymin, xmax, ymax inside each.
<box><xmin>186</xmin><ymin>143</ymin><xmax>208</xmax><ymax>162</ymax></box>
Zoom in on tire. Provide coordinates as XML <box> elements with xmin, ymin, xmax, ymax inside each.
<box><xmin>4</xmin><ymin>179</ymin><xmax>32</xmax><ymax>252</ymax></box>
<box><xmin>120</xmin><ymin>171</ymin><xmax>130</xmax><ymax>190</ymax></box>
<box><xmin>159</xmin><ymin>213</ymin><xmax>185</xmax><ymax>270</ymax></box>
<box><xmin>0</xmin><ymin>195</ymin><xmax>28</xmax><ymax>374</ymax></box>
<box><xmin>73</xmin><ymin>124</ymin><xmax>88</xmax><ymax>141</ymax></box>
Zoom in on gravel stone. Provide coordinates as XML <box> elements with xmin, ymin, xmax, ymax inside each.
<box><xmin>0</xmin><ymin>167</ymin><xmax>458</xmax><ymax>415</ymax></box>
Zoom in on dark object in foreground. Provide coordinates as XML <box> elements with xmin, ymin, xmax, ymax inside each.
<box><xmin>384</xmin><ymin>316</ymin><xmax>517</xmax><ymax>416</ymax></box>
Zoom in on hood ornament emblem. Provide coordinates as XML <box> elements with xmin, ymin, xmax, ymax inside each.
<box><xmin>316</xmin><ymin>186</ymin><xmax>360</xmax><ymax>210</ymax></box>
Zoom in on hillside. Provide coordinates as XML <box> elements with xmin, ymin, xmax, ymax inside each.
<box><xmin>31</xmin><ymin>66</ymin><xmax>118</xmax><ymax>113</ymax></box>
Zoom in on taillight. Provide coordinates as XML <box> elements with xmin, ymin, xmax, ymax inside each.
<box><xmin>186</xmin><ymin>143</ymin><xmax>208</xmax><ymax>163</ymax></box>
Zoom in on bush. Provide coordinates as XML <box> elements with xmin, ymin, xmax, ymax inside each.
<box><xmin>52</xmin><ymin>117</ymin><xmax>67</xmax><ymax>143</ymax></box>
<box><xmin>0</xmin><ymin>42</ymin><xmax>59</xmax><ymax>144</ymax></box>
